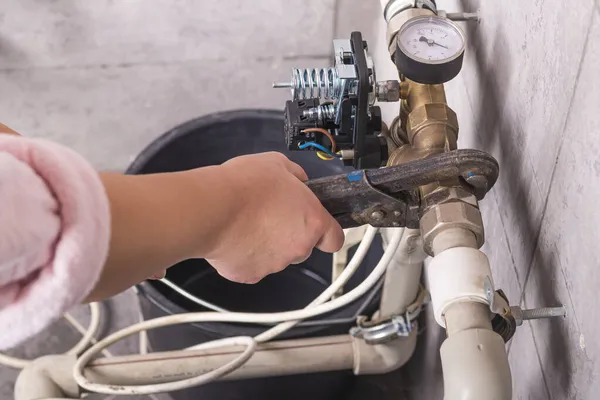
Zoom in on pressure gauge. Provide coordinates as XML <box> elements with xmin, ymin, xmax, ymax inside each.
<box><xmin>395</xmin><ymin>15</ymin><xmax>466</xmax><ymax>84</ymax></box>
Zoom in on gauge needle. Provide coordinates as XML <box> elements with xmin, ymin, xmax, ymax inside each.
<box><xmin>419</xmin><ymin>36</ymin><xmax>448</xmax><ymax>49</ymax></box>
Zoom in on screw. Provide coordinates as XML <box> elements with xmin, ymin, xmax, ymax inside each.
<box><xmin>371</xmin><ymin>210</ymin><xmax>385</xmax><ymax>221</ymax></box>
<box><xmin>446</xmin><ymin>11</ymin><xmax>480</xmax><ymax>22</ymax></box>
<box><xmin>272</xmin><ymin>82</ymin><xmax>292</xmax><ymax>88</ymax></box>
<box><xmin>511</xmin><ymin>306</ymin><xmax>566</xmax><ymax>326</ymax></box>
<box><xmin>393</xmin><ymin>210</ymin><xmax>402</xmax><ymax>217</ymax></box>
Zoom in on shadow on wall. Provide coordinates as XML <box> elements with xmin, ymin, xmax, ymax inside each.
<box><xmin>460</xmin><ymin>0</ymin><xmax>571</xmax><ymax>397</ymax></box>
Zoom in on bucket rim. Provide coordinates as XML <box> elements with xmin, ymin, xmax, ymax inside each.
<box><xmin>126</xmin><ymin>109</ymin><xmax>282</xmax><ymax>175</ymax></box>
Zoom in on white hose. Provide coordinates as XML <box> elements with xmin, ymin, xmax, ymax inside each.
<box><xmin>73</xmin><ymin>228</ymin><xmax>403</xmax><ymax>395</ymax></box>
<box><xmin>157</xmin><ymin>278</ymin><xmax>228</xmax><ymax>312</ymax></box>
<box><xmin>0</xmin><ymin>302</ymin><xmax>104</xmax><ymax>370</ymax></box>
<box><xmin>254</xmin><ymin>226</ymin><xmax>379</xmax><ymax>342</ymax></box>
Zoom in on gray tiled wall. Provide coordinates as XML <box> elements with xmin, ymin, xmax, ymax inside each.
<box><xmin>431</xmin><ymin>1</ymin><xmax>600</xmax><ymax>399</ymax></box>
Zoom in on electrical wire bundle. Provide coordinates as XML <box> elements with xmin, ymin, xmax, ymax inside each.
<box><xmin>299</xmin><ymin>128</ymin><xmax>341</xmax><ymax>161</ymax></box>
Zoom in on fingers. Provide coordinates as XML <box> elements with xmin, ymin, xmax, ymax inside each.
<box><xmin>314</xmin><ymin>213</ymin><xmax>345</xmax><ymax>253</ymax></box>
<box><xmin>291</xmin><ymin>250</ymin><xmax>312</xmax><ymax>265</ymax></box>
<box><xmin>255</xmin><ymin>152</ymin><xmax>308</xmax><ymax>181</ymax></box>
<box><xmin>0</xmin><ymin>123</ymin><xmax>21</xmax><ymax>136</ymax></box>
<box><xmin>282</xmin><ymin>159</ymin><xmax>309</xmax><ymax>182</ymax></box>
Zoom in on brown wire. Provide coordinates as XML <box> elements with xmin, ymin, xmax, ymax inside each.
<box><xmin>301</xmin><ymin>128</ymin><xmax>337</xmax><ymax>153</ymax></box>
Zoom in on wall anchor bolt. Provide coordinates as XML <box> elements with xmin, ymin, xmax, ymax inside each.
<box><xmin>510</xmin><ymin>305</ymin><xmax>567</xmax><ymax>326</ymax></box>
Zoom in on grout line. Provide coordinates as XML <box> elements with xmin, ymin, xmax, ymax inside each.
<box><xmin>528</xmin><ymin>323</ymin><xmax>553</xmax><ymax>400</ymax></box>
<box><xmin>518</xmin><ymin>9</ymin><xmax>595</xmax><ymax>305</ymax></box>
<box><xmin>491</xmin><ymin>188</ymin><xmax>524</xmax><ymax>297</ymax></box>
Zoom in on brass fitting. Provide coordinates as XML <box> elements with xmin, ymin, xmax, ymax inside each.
<box><xmin>387</xmin><ymin>144</ymin><xmax>439</xmax><ymax>166</ymax></box>
<box><xmin>406</xmin><ymin>82</ymin><xmax>448</xmax><ymax>111</ymax></box>
<box><xmin>420</xmin><ymin>201</ymin><xmax>484</xmax><ymax>256</ymax></box>
<box><xmin>407</xmin><ymin>103</ymin><xmax>459</xmax><ymax>151</ymax></box>
<box><xmin>387</xmin><ymin>77</ymin><xmax>484</xmax><ymax>256</ymax></box>
<box><xmin>422</xmin><ymin>186</ymin><xmax>478</xmax><ymax>214</ymax></box>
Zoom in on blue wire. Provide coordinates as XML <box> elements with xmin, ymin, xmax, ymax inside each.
<box><xmin>298</xmin><ymin>142</ymin><xmax>338</xmax><ymax>157</ymax></box>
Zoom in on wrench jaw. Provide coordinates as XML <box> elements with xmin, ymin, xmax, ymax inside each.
<box><xmin>306</xmin><ymin>149</ymin><xmax>498</xmax><ymax>229</ymax></box>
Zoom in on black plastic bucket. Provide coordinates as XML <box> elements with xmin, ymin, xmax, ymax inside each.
<box><xmin>128</xmin><ymin>110</ymin><xmax>383</xmax><ymax>400</ymax></box>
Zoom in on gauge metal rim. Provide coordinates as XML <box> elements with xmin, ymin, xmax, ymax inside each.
<box><xmin>397</xmin><ymin>15</ymin><xmax>466</xmax><ymax>66</ymax></box>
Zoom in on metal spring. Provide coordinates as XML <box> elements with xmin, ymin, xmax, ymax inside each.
<box><xmin>303</xmin><ymin>104</ymin><xmax>336</xmax><ymax>122</ymax></box>
<box><xmin>291</xmin><ymin>68</ymin><xmax>341</xmax><ymax>100</ymax></box>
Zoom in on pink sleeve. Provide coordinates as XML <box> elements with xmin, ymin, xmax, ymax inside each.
<box><xmin>0</xmin><ymin>136</ymin><xmax>110</xmax><ymax>350</ymax></box>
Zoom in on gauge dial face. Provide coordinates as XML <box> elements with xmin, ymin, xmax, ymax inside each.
<box><xmin>398</xmin><ymin>16</ymin><xmax>465</xmax><ymax>65</ymax></box>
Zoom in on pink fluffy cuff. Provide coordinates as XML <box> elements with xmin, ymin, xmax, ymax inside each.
<box><xmin>0</xmin><ymin>136</ymin><xmax>110</xmax><ymax>350</ymax></box>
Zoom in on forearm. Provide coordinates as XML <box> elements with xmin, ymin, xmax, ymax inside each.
<box><xmin>87</xmin><ymin>167</ymin><xmax>233</xmax><ymax>301</ymax></box>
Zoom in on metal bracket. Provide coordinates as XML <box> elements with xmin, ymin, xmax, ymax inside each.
<box><xmin>350</xmin><ymin>286</ymin><xmax>428</xmax><ymax>345</ymax></box>
<box><xmin>351</xmin><ymin>313</ymin><xmax>414</xmax><ymax>344</ymax></box>
<box><xmin>484</xmin><ymin>277</ymin><xmax>517</xmax><ymax>342</ymax></box>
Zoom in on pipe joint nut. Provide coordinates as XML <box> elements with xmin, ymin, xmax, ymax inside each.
<box><xmin>376</xmin><ymin>80</ymin><xmax>402</xmax><ymax>102</ymax></box>
<box><xmin>421</xmin><ymin>201</ymin><xmax>484</xmax><ymax>256</ymax></box>
<box><xmin>422</xmin><ymin>186</ymin><xmax>478</xmax><ymax>213</ymax></box>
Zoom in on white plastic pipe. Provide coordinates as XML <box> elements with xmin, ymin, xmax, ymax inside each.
<box><xmin>85</xmin><ymin>335</ymin><xmax>355</xmax><ymax>386</ymax></box>
<box><xmin>14</xmin><ymin>355</ymin><xmax>80</xmax><ymax>400</ymax></box>
<box><xmin>15</xmin><ymin>332</ymin><xmax>418</xmax><ymax>400</ymax></box>
<box><xmin>379</xmin><ymin>228</ymin><xmax>427</xmax><ymax>318</ymax></box>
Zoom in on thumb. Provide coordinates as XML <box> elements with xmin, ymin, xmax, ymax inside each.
<box><xmin>315</xmin><ymin>213</ymin><xmax>344</xmax><ymax>253</ymax></box>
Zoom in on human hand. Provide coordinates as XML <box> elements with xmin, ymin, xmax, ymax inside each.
<box><xmin>0</xmin><ymin>123</ymin><xmax>21</xmax><ymax>136</ymax></box>
<box><xmin>199</xmin><ymin>152</ymin><xmax>344</xmax><ymax>283</ymax></box>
